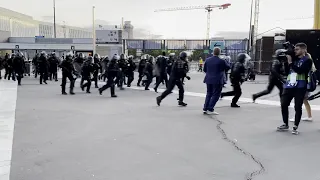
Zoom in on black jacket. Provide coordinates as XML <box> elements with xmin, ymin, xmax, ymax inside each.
<box><xmin>170</xmin><ymin>59</ymin><xmax>188</xmax><ymax>79</ymax></box>
<box><xmin>138</xmin><ymin>59</ymin><xmax>146</xmax><ymax>73</ymax></box>
<box><xmin>230</xmin><ymin>61</ymin><xmax>246</xmax><ymax>83</ymax></box>
<box><xmin>59</xmin><ymin>59</ymin><xmax>75</xmax><ymax>74</ymax></box>
<box><xmin>270</xmin><ymin>58</ymin><xmax>285</xmax><ymax>82</ymax></box>
<box><xmin>107</xmin><ymin>61</ymin><xmax>119</xmax><ymax>79</ymax></box>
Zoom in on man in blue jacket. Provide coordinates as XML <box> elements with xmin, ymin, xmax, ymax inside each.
<box><xmin>203</xmin><ymin>47</ymin><xmax>230</xmax><ymax>115</ymax></box>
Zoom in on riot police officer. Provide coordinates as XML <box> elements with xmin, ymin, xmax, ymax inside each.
<box><xmin>167</xmin><ymin>53</ymin><xmax>175</xmax><ymax>76</ymax></box>
<box><xmin>80</xmin><ymin>56</ymin><xmax>94</xmax><ymax>93</ymax></box>
<box><xmin>12</xmin><ymin>52</ymin><xmax>25</xmax><ymax>85</ymax></box>
<box><xmin>252</xmin><ymin>49</ymin><xmax>286</xmax><ymax>101</ymax></box>
<box><xmin>59</xmin><ymin>53</ymin><xmax>76</xmax><ymax>95</ymax></box>
<box><xmin>221</xmin><ymin>53</ymin><xmax>247</xmax><ymax>107</ymax></box>
<box><xmin>101</xmin><ymin>56</ymin><xmax>109</xmax><ymax>81</ymax></box>
<box><xmin>5</xmin><ymin>54</ymin><xmax>15</xmax><ymax>81</ymax></box>
<box><xmin>93</xmin><ymin>54</ymin><xmax>102</xmax><ymax>88</ymax></box>
<box><xmin>74</xmin><ymin>53</ymin><xmax>85</xmax><ymax>77</ymax></box>
<box><xmin>117</xmin><ymin>54</ymin><xmax>127</xmax><ymax>90</ymax></box>
<box><xmin>38</xmin><ymin>51</ymin><xmax>49</xmax><ymax>84</ymax></box>
<box><xmin>156</xmin><ymin>52</ymin><xmax>190</xmax><ymax>107</ymax></box>
<box><xmin>99</xmin><ymin>54</ymin><xmax>119</xmax><ymax>97</ymax></box>
<box><xmin>144</xmin><ymin>56</ymin><xmax>154</xmax><ymax>90</ymax></box>
<box><xmin>48</xmin><ymin>52</ymin><xmax>59</xmax><ymax>81</ymax></box>
<box><xmin>137</xmin><ymin>56</ymin><xmax>147</xmax><ymax>86</ymax></box>
<box><xmin>154</xmin><ymin>52</ymin><xmax>169</xmax><ymax>93</ymax></box>
<box><xmin>126</xmin><ymin>55</ymin><xmax>136</xmax><ymax>87</ymax></box>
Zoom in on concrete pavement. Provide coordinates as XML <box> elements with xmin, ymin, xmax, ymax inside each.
<box><xmin>2</xmin><ymin>73</ymin><xmax>320</xmax><ymax>180</ymax></box>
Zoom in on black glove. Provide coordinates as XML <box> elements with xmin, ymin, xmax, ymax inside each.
<box><xmin>186</xmin><ymin>76</ymin><xmax>191</xmax><ymax>80</ymax></box>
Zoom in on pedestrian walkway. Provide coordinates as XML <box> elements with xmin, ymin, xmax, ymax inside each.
<box><xmin>0</xmin><ymin>80</ymin><xmax>18</xmax><ymax>180</ymax></box>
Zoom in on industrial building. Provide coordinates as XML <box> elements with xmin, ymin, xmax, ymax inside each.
<box><xmin>0</xmin><ymin>7</ymin><xmax>92</xmax><ymax>39</ymax></box>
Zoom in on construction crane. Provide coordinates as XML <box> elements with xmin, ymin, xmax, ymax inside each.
<box><xmin>155</xmin><ymin>3</ymin><xmax>231</xmax><ymax>39</ymax></box>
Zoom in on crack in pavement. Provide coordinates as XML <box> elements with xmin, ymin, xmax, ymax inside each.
<box><xmin>207</xmin><ymin>102</ymin><xmax>266</xmax><ymax>180</ymax></box>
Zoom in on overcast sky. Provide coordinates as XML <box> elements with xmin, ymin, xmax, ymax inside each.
<box><xmin>0</xmin><ymin>0</ymin><xmax>315</xmax><ymax>38</ymax></box>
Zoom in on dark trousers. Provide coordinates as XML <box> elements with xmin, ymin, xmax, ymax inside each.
<box><xmin>127</xmin><ymin>72</ymin><xmax>134</xmax><ymax>86</ymax></box>
<box><xmin>137</xmin><ymin>72</ymin><xmax>144</xmax><ymax>86</ymax></box>
<box><xmin>144</xmin><ymin>74</ymin><xmax>153</xmax><ymax>89</ymax></box>
<box><xmin>81</xmin><ymin>77</ymin><xmax>91</xmax><ymax>92</ymax></box>
<box><xmin>117</xmin><ymin>71</ymin><xmax>124</xmax><ymax>88</ymax></box>
<box><xmin>39</xmin><ymin>70</ymin><xmax>48</xmax><ymax>84</ymax></box>
<box><xmin>160</xmin><ymin>79</ymin><xmax>184</xmax><ymax>102</ymax></box>
<box><xmin>5</xmin><ymin>68</ymin><xmax>15</xmax><ymax>80</ymax></box>
<box><xmin>49</xmin><ymin>68</ymin><xmax>58</xmax><ymax>81</ymax></box>
<box><xmin>254</xmin><ymin>79</ymin><xmax>283</xmax><ymax>99</ymax></box>
<box><xmin>16</xmin><ymin>72</ymin><xmax>22</xmax><ymax>85</ymax></box>
<box><xmin>221</xmin><ymin>81</ymin><xmax>242</xmax><ymax>104</ymax></box>
<box><xmin>203</xmin><ymin>84</ymin><xmax>223</xmax><ymax>111</ymax></box>
<box><xmin>281</xmin><ymin>88</ymin><xmax>306</xmax><ymax>127</ymax></box>
<box><xmin>100</xmin><ymin>78</ymin><xmax>115</xmax><ymax>96</ymax></box>
<box><xmin>93</xmin><ymin>72</ymin><xmax>99</xmax><ymax>88</ymax></box>
<box><xmin>154</xmin><ymin>73</ymin><xmax>168</xmax><ymax>90</ymax></box>
<box><xmin>61</xmin><ymin>73</ymin><xmax>75</xmax><ymax>93</ymax></box>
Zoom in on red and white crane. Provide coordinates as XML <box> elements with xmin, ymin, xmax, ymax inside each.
<box><xmin>154</xmin><ymin>3</ymin><xmax>231</xmax><ymax>39</ymax></box>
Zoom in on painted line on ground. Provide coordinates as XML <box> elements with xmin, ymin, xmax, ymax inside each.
<box><xmin>0</xmin><ymin>80</ymin><xmax>18</xmax><ymax>180</ymax></box>
<box><xmin>124</xmin><ymin>85</ymin><xmax>320</xmax><ymax>111</ymax></box>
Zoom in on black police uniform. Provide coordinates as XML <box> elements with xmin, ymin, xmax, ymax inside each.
<box><xmin>221</xmin><ymin>53</ymin><xmax>246</xmax><ymax>107</ymax></box>
<box><xmin>93</xmin><ymin>55</ymin><xmax>102</xmax><ymax>88</ymax></box>
<box><xmin>5</xmin><ymin>55</ymin><xmax>15</xmax><ymax>81</ymax></box>
<box><xmin>48</xmin><ymin>54</ymin><xmax>59</xmax><ymax>81</ymax></box>
<box><xmin>167</xmin><ymin>56</ymin><xmax>174</xmax><ymax>76</ymax></box>
<box><xmin>12</xmin><ymin>54</ymin><xmax>25</xmax><ymax>85</ymax></box>
<box><xmin>32</xmin><ymin>54</ymin><xmax>39</xmax><ymax>78</ymax></box>
<box><xmin>101</xmin><ymin>57</ymin><xmax>109</xmax><ymax>81</ymax></box>
<box><xmin>38</xmin><ymin>53</ymin><xmax>49</xmax><ymax>84</ymax></box>
<box><xmin>156</xmin><ymin>52</ymin><xmax>189</xmax><ymax>106</ymax></box>
<box><xmin>253</xmin><ymin>50</ymin><xmax>286</xmax><ymax>101</ymax></box>
<box><xmin>99</xmin><ymin>57</ymin><xmax>119</xmax><ymax>97</ymax></box>
<box><xmin>154</xmin><ymin>56</ymin><xmax>169</xmax><ymax>92</ymax></box>
<box><xmin>126</xmin><ymin>57</ymin><xmax>136</xmax><ymax>87</ymax></box>
<box><xmin>117</xmin><ymin>55</ymin><xmax>127</xmax><ymax>89</ymax></box>
<box><xmin>144</xmin><ymin>58</ymin><xmax>154</xmax><ymax>90</ymax></box>
<box><xmin>80</xmin><ymin>58</ymin><xmax>94</xmax><ymax>93</ymax></box>
<box><xmin>59</xmin><ymin>55</ymin><xmax>76</xmax><ymax>95</ymax></box>
<box><xmin>137</xmin><ymin>59</ymin><xmax>146</xmax><ymax>86</ymax></box>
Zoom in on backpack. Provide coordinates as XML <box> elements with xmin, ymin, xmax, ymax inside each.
<box><xmin>307</xmin><ymin>71</ymin><xmax>317</xmax><ymax>92</ymax></box>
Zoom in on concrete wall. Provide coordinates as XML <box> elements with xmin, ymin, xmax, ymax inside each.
<box><xmin>0</xmin><ymin>31</ymin><xmax>10</xmax><ymax>43</ymax></box>
<box><xmin>9</xmin><ymin>37</ymin><xmax>35</xmax><ymax>43</ymax></box>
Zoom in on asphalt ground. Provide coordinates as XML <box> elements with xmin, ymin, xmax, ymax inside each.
<box><xmin>2</xmin><ymin>72</ymin><xmax>320</xmax><ymax>180</ymax></box>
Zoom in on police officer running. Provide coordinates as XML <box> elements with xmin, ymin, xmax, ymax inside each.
<box><xmin>59</xmin><ymin>52</ymin><xmax>76</xmax><ymax>95</ymax></box>
<box><xmin>99</xmin><ymin>54</ymin><xmax>119</xmax><ymax>97</ymax></box>
<box><xmin>137</xmin><ymin>56</ymin><xmax>147</xmax><ymax>86</ymax></box>
<box><xmin>252</xmin><ymin>49</ymin><xmax>286</xmax><ymax>102</ymax></box>
<box><xmin>126</xmin><ymin>55</ymin><xmax>136</xmax><ymax>87</ymax></box>
<box><xmin>144</xmin><ymin>56</ymin><xmax>154</xmax><ymax>90</ymax></box>
<box><xmin>154</xmin><ymin>52</ymin><xmax>168</xmax><ymax>93</ymax></box>
<box><xmin>220</xmin><ymin>53</ymin><xmax>247</xmax><ymax>108</ymax></box>
<box><xmin>156</xmin><ymin>52</ymin><xmax>190</xmax><ymax>107</ymax></box>
<box><xmin>80</xmin><ymin>56</ymin><xmax>94</xmax><ymax>93</ymax></box>
<box><xmin>93</xmin><ymin>54</ymin><xmax>102</xmax><ymax>88</ymax></box>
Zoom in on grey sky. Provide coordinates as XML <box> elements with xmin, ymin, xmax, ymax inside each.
<box><xmin>0</xmin><ymin>0</ymin><xmax>315</xmax><ymax>38</ymax></box>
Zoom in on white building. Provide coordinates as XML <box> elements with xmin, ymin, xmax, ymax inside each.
<box><xmin>0</xmin><ymin>7</ymin><xmax>92</xmax><ymax>38</ymax></box>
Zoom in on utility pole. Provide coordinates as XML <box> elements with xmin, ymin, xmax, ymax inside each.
<box><xmin>247</xmin><ymin>0</ymin><xmax>254</xmax><ymax>53</ymax></box>
<box><xmin>92</xmin><ymin>6</ymin><xmax>96</xmax><ymax>55</ymax></box>
<box><xmin>53</xmin><ymin>0</ymin><xmax>56</xmax><ymax>38</ymax></box>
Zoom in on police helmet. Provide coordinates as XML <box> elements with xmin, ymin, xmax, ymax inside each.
<box><xmin>40</xmin><ymin>51</ymin><xmax>46</xmax><ymax>56</ymax></box>
<box><xmin>87</xmin><ymin>56</ymin><xmax>93</xmax><ymax>63</ymax></box>
<box><xmin>274</xmin><ymin>49</ymin><xmax>287</xmax><ymax>58</ymax></box>
<box><xmin>237</xmin><ymin>53</ymin><xmax>250</xmax><ymax>63</ymax></box>
<box><xmin>94</xmin><ymin>53</ymin><xmax>100</xmax><ymax>59</ymax></box>
<box><xmin>79</xmin><ymin>53</ymin><xmax>84</xmax><ymax>58</ymax></box>
<box><xmin>66</xmin><ymin>52</ymin><xmax>73</xmax><ymax>59</ymax></box>
<box><xmin>179</xmin><ymin>51</ymin><xmax>187</xmax><ymax>60</ymax></box>
<box><xmin>112</xmin><ymin>54</ymin><xmax>120</xmax><ymax>61</ymax></box>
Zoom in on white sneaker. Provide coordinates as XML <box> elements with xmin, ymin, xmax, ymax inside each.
<box><xmin>289</xmin><ymin>118</ymin><xmax>294</xmax><ymax>122</ymax></box>
<box><xmin>207</xmin><ymin>111</ymin><xmax>219</xmax><ymax>115</ymax></box>
<box><xmin>302</xmin><ymin>117</ymin><xmax>313</xmax><ymax>121</ymax></box>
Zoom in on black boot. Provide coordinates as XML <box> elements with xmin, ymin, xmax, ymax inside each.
<box><xmin>110</xmin><ymin>85</ymin><xmax>117</xmax><ymax>97</ymax></box>
<box><xmin>178</xmin><ymin>101</ymin><xmax>187</xmax><ymax>107</ymax></box>
<box><xmin>156</xmin><ymin>96</ymin><xmax>162</xmax><ymax>106</ymax></box>
<box><xmin>61</xmin><ymin>86</ymin><xmax>67</xmax><ymax>95</ymax></box>
<box><xmin>69</xmin><ymin>88</ymin><xmax>75</xmax><ymax>95</ymax></box>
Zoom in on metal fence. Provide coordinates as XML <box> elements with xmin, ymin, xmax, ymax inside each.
<box><xmin>124</xmin><ymin>39</ymin><xmax>248</xmax><ymax>62</ymax></box>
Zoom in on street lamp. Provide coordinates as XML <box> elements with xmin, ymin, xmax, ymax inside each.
<box><xmin>92</xmin><ymin>6</ymin><xmax>96</xmax><ymax>55</ymax></box>
<box><xmin>53</xmin><ymin>0</ymin><xmax>56</xmax><ymax>38</ymax></box>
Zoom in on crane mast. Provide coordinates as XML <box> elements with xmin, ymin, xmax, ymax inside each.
<box><xmin>155</xmin><ymin>3</ymin><xmax>231</xmax><ymax>39</ymax></box>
